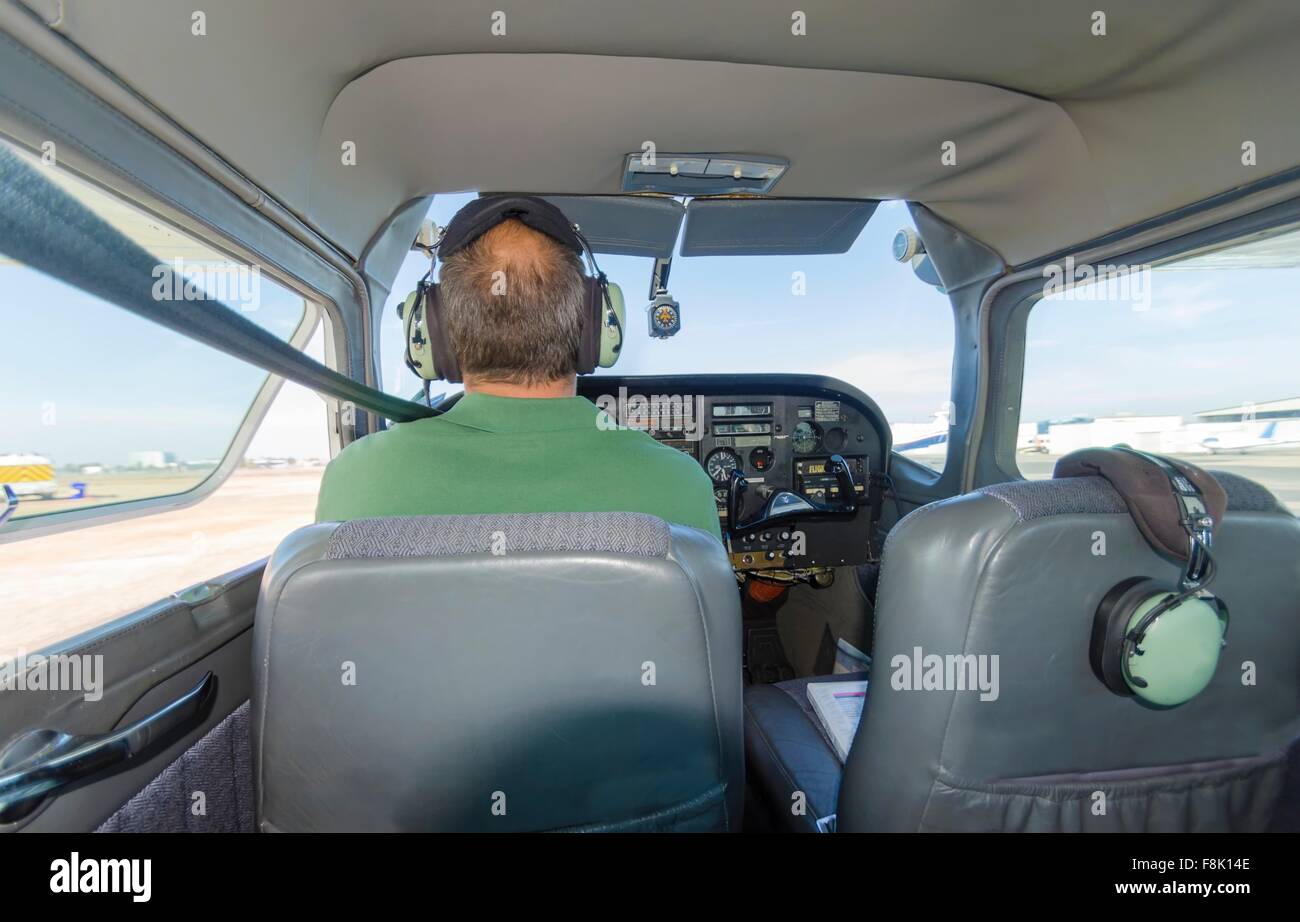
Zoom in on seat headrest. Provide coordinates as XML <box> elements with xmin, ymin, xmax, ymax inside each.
<box><xmin>1054</xmin><ymin>448</ymin><xmax>1227</xmax><ymax>563</ymax></box>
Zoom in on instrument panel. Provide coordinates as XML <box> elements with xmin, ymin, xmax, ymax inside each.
<box><xmin>699</xmin><ymin>398</ymin><xmax>872</xmax><ymax>515</ymax></box>
<box><xmin>578</xmin><ymin>374</ymin><xmax>890</xmax><ymax>571</ymax></box>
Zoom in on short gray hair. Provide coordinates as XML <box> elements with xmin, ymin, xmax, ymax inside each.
<box><xmin>438</xmin><ymin>219</ymin><xmax>587</xmax><ymax>385</ymax></box>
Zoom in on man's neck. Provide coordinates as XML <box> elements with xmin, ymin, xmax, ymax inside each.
<box><xmin>463</xmin><ymin>375</ymin><xmax>577</xmax><ymax>399</ymax></box>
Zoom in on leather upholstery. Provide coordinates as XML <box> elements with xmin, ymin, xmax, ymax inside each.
<box><xmin>744</xmin><ymin>474</ymin><xmax>1300</xmax><ymax>832</ymax></box>
<box><xmin>743</xmin><ymin>673</ymin><xmax>866</xmax><ymax>833</ymax></box>
<box><xmin>839</xmin><ymin>476</ymin><xmax>1300</xmax><ymax>831</ymax></box>
<box><xmin>252</xmin><ymin>514</ymin><xmax>742</xmax><ymax>832</ymax></box>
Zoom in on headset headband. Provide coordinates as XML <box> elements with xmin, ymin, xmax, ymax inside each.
<box><xmin>437</xmin><ymin>195</ymin><xmax>587</xmax><ymax>259</ymax></box>
<box><xmin>1054</xmin><ymin>446</ymin><xmax>1227</xmax><ymax>569</ymax></box>
<box><xmin>1113</xmin><ymin>446</ymin><xmax>1215</xmax><ymax>587</ymax></box>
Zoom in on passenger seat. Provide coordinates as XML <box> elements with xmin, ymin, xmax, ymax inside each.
<box><xmin>745</xmin><ymin>469</ymin><xmax>1300</xmax><ymax>832</ymax></box>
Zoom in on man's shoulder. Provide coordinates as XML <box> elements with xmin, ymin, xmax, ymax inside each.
<box><xmin>326</xmin><ymin>418</ymin><xmax>446</xmax><ymax>469</ymax></box>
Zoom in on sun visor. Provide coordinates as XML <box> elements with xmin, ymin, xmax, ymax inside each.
<box><xmin>528</xmin><ymin>194</ymin><xmax>684</xmax><ymax>259</ymax></box>
<box><xmin>679</xmin><ymin>198</ymin><xmax>878</xmax><ymax>256</ymax></box>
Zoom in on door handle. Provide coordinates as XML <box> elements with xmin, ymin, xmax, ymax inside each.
<box><xmin>0</xmin><ymin>671</ymin><xmax>217</xmax><ymax>824</ymax></box>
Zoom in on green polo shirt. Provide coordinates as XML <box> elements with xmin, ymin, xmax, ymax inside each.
<box><xmin>315</xmin><ymin>393</ymin><xmax>723</xmax><ymax>541</ymax></box>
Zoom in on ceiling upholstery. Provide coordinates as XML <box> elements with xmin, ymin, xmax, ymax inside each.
<box><xmin>14</xmin><ymin>0</ymin><xmax>1300</xmax><ymax>265</ymax></box>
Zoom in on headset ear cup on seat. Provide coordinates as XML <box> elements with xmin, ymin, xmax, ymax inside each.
<box><xmin>1092</xmin><ymin>576</ymin><xmax>1228</xmax><ymax>707</ymax></box>
<box><xmin>1091</xmin><ymin>576</ymin><xmax>1157</xmax><ymax>696</ymax></box>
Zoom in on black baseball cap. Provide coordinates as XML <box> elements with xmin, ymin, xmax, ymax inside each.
<box><xmin>437</xmin><ymin>195</ymin><xmax>584</xmax><ymax>257</ymax></box>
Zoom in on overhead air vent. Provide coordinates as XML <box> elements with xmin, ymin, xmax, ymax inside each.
<box><xmin>621</xmin><ymin>153</ymin><xmax>788</xmax><ymax>195</ymax></box>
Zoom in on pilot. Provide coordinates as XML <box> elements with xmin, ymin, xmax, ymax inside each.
<box><xmin>314</xmin><ymin>197</ymin><xmax>722</xmax><ymax>541</ymax></box>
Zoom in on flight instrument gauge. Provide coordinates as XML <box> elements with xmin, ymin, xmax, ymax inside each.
<box><xmin>647</xmin><ymin>293</ymin><xmax>682</xmax><ymax>338</ymax></box>
<box><xmin>705</xmin><ymin>448</ymin><xmax>740</xmax><ymax>483</ymax></box>
<box><xmin>791</xmin><ymin>421</ymin><xmax>821</xmax><ymax>454</ymax></box>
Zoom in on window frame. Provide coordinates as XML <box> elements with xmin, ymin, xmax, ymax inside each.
<box><xmin>976</xmin><ymin>200</ymin><xmax>1300</xmax><ymax>487</ymax></box>
<box><xmin>0</xmin><ymin>141</ymin><xmax>346</xmax><ymax>543</ymax></box>
<box><xmin>0</xmin><ymin>301</ymin><xmax>322</xmax><ymax>544</ymax></box>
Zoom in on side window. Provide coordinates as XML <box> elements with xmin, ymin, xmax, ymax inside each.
<box><xmin>0</xmin><ymin>140</ymin><xmax>330</xmax><ymax>659</ymax></box>
<box><xmin>1019</xmin><ymin>224</ymin><xmax>1300</xmax><ymax>515</ymax></box>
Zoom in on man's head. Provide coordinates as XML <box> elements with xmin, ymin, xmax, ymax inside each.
<box><xmin>438</xmin><ymin>218</ymin><xmax>587</xmax><ymax>390</ymax></box>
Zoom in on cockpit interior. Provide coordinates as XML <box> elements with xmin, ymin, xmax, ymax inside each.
<box><xmin>1</xmin><ymin>1</ymin><xmax>1299</xmax><ymax>855</ymax></box>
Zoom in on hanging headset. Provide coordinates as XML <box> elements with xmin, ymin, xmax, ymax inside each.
<box><xmin>1078</xmin><ymin>447</ymin><xmax>1231</xmax><ymax>708</ymax></box>
<box><xmin>397</xmin><ymin>195</ymin><xmax>625</xmax><ymax>385</ymax></box>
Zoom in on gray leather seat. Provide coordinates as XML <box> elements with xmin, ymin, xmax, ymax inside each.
<box><xmin>253</xmin><ymin>511</ymin><xmax>742</xmax><ymax>832</ymax></box>
<box><xmin>746</xmin><ymin>471</ymin><xmax>1300</xmax><ymax>832</ymax></box>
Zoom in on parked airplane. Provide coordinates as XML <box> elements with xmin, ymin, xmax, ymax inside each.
<box><xmin>1202</xmin><ymin>420</ymin><xmax>1300</xmax><ymax>454</ymax></box>
<box><xmin>893</xmin><ymin>408</ymin><xmax>950</xmax><ymax>453</ymax></box>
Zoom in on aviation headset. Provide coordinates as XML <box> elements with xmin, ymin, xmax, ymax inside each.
<box><xmin>1059</xmin><ymin>446</ymin><xmax>1231</xmax><ymax>708</ymax></box>
<box><xmin>397</xmin><ymin>195</ymin><xmax>625</xmax><ymax>385</ymax></box>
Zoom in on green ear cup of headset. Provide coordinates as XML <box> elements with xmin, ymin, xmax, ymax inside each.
<box><xmin>399</xmin><ymin>287</ymin><xmax>438</xmax><ymax>381</ymax></box>
<box><xmin>1122</xmin><ymin>593</ymin><xmax>1227</xmax><ymax>707</ymax></box>
<box><xmin>599</xmin><ymin>282</ymin><xmax>625</xmax><ymax>369</ymax></box>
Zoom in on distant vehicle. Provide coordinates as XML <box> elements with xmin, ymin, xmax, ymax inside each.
<box><xmin>0</xmin><ymin>452</ymin><xmax>58</xmax><ymax>499</ymax></box>
<box><xmin>1202</xmin><ymin>420</ymin><xmax>1300</xmax><ymax>454</ymax></box>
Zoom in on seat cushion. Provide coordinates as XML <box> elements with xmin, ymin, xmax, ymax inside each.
<box><xmin>743</xmin><ymin>672</ymin><xmax>867</xmax><ymax>833</ymax></box>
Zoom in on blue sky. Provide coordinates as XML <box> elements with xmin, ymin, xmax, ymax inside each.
<box><xmin>5</xmin><ymin>192</ymin><xmax>1298</xmax><ymax>467</ymax></box>
<box><xmin>1</xmin><ymin>268</ymin><xmax>303</xmax><ymax>465</ymax></box>
<box><xmin>1024</xmin><ymin>266</ymin><xmax>1300</xmax><ymax>420</ymax></box>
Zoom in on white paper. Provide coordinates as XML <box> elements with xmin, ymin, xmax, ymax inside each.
<box><xmin>807</xmin><ymin>680</ymin><xmax>867</xmax><ymax>763</ymax></box>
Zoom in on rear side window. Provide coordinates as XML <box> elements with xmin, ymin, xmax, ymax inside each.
<box><xmin>0</xmin><ymin>141</ymin><xmax>309</xmax><ymax>523</ymax></box>
<box><xmin>1019</xmin><ymin>225</ymin><xmax>1300</xmax><ymax>514</ymax></box>
<box><xmin>0</xmin><ymin>138</ymin><xmax>329</xmax><ymax>658</ymax></box>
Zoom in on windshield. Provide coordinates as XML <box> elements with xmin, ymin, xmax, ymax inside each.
<box><xmin>381</xmin><ymin>195</ymin><xmax>955</xmax><ymax>469</ymax></box>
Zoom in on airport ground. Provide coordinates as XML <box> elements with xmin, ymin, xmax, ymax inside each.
<box><xmin>1018</xmin><ymin>450</ymin><xmax>1300</xmax><ymax>515</ymax></box>
<box><xmin>1</xmin><ymin>468</ymin><xmax>323</xmax><ymax>660</ymax></box>
<box><xmin>3</xmin><ymin>452</ymin><xmax>1297</xmax><ymax>661</ymax></box>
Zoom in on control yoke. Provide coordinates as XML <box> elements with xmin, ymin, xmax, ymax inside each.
<box><xmin>728</xmin><ymin>453</ymin><xmax>858</xmax><ymax>536</ymax></box>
